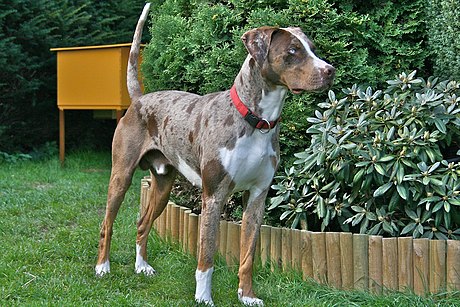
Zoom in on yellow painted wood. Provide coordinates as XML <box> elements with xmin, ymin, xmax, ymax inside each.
<box><xmin>51</xmin><ymin>43</ymin><xmax>143</xmax><ymax>110</ymax></box>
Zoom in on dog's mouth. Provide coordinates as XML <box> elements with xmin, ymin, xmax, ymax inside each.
<box><xmin>290</xmin><ymin>89</ymin><xmax>304</xmax><ymax>95</ymax></box>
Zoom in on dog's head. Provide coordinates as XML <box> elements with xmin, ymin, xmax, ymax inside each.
<box><xmin>242</xmin><ymin>26</ymin><xmax>335</xmax><ymax>93</ymax></box>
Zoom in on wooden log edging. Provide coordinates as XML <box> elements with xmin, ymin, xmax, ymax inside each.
<box><xmin>140</xmin><ymin>178</ymin><xmax>460</xmax><ymax>294</ymax></box>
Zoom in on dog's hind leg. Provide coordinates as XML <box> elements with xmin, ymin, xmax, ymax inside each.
<box><xmin>237</xmin><ymin>188</ymin><xmax>267</xmax><ymax>306</ymax></box>
<box><xmin>135</xmin><ymin>165</ymin><xmax>177</xmax><ymax>275</ymax></box>
<box><xmin>95</xmin><ymin>122</ymin><xmax>140</xmax><ymax>276</ymax></box>
<box><xmin>96</xmin><ymin>163</ymin><xmax>137</xmax><ymax>276</ymax></box>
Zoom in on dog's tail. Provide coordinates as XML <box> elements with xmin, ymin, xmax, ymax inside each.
<box><xmin>127</xmin><ymin>3</ymin><xmax>151</xmax><ymax>100</ymax></box>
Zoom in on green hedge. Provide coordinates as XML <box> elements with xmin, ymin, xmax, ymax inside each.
<box><xmin>142</xmin><ymin>0</ymin><xmax>429</xmax><ymax>166</ymax></box>
<box><xmin>427</xmin><ymin>0</ymin><xmax>460</xmax><ymax>81</ymax></box>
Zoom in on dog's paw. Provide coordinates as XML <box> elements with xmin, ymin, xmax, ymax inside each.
<box><xmin>95</xmin><ymin>261</ymin><xmax>110</xmax><ymax>277</ymax></box>
<box><xmin>135</xmin><ymin>262</ymin><xmax>156</xmax><ymax>276</ymax></box>
<box><xmin>195</xmin><ymin>297</ymin><xmax>215</xmax><ymax>306</ymax></box>
<box><xmin>135</xmin><ymin>244</ymin><xmax>156</xmax><ymax>276</ymax></box>
<box><xmin>238</xmin><ymin>289</ymin><xmax>264</xmax><ymax>306</ymax></box>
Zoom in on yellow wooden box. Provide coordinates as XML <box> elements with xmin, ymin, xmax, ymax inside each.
<box><xmin>50</xmin><ymin>43</ymin><xmax>143</xmax><ymax>110</ymax></box>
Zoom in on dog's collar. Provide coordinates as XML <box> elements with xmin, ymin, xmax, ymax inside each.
<box><xmin>230</xmin><ymin>85</ymin><xmax>280</xmax><ymax>132</ymax></box>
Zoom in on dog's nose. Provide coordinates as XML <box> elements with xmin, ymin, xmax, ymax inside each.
<box><xmin>323</xmin><ymin>65</ymin><xmax>335</xmax><ymax>78</ymax></box>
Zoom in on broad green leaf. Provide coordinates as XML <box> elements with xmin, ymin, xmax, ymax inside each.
<box><xmin>405</xmin><ymin>208</ymin><xmax>419</xmax><ymax>220</ymax></box>
<box><xmin>396</xmin><ymin>165</ymin><xmax>405</xmax><ymax>184</ymax></box>
<box><xmin>328</xmin><ymin>90</ymin><xmax>336</xmax><ymax>102</ymax></box>
<box><xmin>355</xmin><ymin>161</ymin><xmax>371</xmax><ymax>167</ymax></box>
<box><xmin>428</xmin><ymin>161</ymin><xmax>440</xmax><ymax>173</ymax></box>
<box><xmin>318</xmin><ymin>197</ymin><xmax>326</xmax><ymax>218</ymax></box>
<box><xmin>449</xmin><ymin>198</ymin><xmax>460</xmax><ymax>206</ymax></box>
<box><xmin>353</xmin><ymin>168</ymin><xmax>365</xmax><ymax>185</ymax></box>
<box><xmin>341</xmin><ymin>143</ymin><xmax>357</xmax><ymax>150</ymax></box>
<box><xmin>378</xmin><ymin>155</ymin><xmax>395</xmax><ymax>162</ymax></box>
<box><xmin>444</xmin><ymin>201</ymin><xmax>451</xmax><ymax>212</ymax></box>
<box><xmin>433</xmin><ymin>118</ymin><xmax>447</xmax><ymax>134</ymax></box>
<box><xmin>280</xmin><ymin>210</ymin><xmax>292</xmax><ymax>220</ymax></box>
<box><xmin>429</xmin><ymin>178</ymin><xmax>444</xmax><ymax>186</ymax></box>
<box><xmin>268</xmin><ymin>196</ymin><xmax>284</xmax><ymax>210</ymax></box>
<box><xmin>432</xmin><ymin>201</ymin><xmax>444</xmax><ymax>212</ymax></box>
<box><xmin>373</xmin><ymin>182</ymin><xmax>393</xmax><ymax>197</ymax></box>
<box><xmin>389</xmin><ymin>192</ymin><xmax>400</xmax><ymax>211</ymax></box>
<box><xmin>374</xmin><ymin>163</ymin><xmax>386</xmax><ymax>176</ymax></box>
<box><xmin>416</xmin><ymin>223</ymin><xmax>424</xmax><ymax>236</ymax></box>
<box><xmin>396</xmin><ymin>184</ymin><xmax>408</xmax><ymax>200</ymax></box>
<box><xmin>401</xmin><ymin>222</ymin><xmax>416</xmax><ymax>235</ymax></box>
<box><xmin>351</xmin><ymin>205</ymin><xmax>365</xmax><ymax>213</ymax></box>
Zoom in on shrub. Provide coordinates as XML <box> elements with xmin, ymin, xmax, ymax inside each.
<box><xmin>270</xmin><ymin>71</ymin><xmax>460</xmax><ymax>239</ymax></box>
<box><xmin>426</xmin><ymin>0</ymin><xmax>460</xmax><ymax>81</ymax></box>
<box><xmin>142</xmin><ymin>0</ymin><xmax>429</xmax><ymax>169</ymax></box>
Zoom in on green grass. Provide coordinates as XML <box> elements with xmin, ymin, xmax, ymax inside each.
<box><xmin>1</xmin><ymin>151</ymin><xmax>459</xmax><ymax>306</ymax></box>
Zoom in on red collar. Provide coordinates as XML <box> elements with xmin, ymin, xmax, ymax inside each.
<box><xmin>230</xmin><ymin>85</ymin><xmax>280</xmax><ymax>131</ymax></box>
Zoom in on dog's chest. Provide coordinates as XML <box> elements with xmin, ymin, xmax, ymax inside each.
<box><xmin>219</xmin><ymin>131</ymin><xmax>277</xmax><ymax>192</ymax></box>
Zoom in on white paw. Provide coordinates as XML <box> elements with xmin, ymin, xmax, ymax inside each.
<box><xmin>95</xmin><ymin>260</ymin><xmax>110</xmax><ymax>277</ymax></box>
<box><xmin>195</xmin><ymin>268</ymin><xmax>214</xmax><ymax>306</ymax></box>
<box><xmin>135</xmin><ymin>261</ymin><xmax>156</xmax><ymax>276</ymax></box>
<box><xmin>135</xmin><ymin>244</ymin><xmax>156</xmax><ymax>276</ymax></box>
<box><xmin>238</xmin><ymin>288</ymin><xmax>264</xmax><ymax>306</ymax></box>
<box><xmin>195</xmin><ymin>298</ymin><xmax>215</xmax><ymax>306</ymax></box>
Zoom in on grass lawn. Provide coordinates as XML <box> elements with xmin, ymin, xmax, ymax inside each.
<box><xmin>1</xmin><ymin>151</ymin><xmax>459</xmax><ymax>306</ymax></box>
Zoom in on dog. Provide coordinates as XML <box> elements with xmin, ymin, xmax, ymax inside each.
<box><xmin>95</xmin><ymin>3</ymin><xmax>335</xmax><ymax>306</ymax></box>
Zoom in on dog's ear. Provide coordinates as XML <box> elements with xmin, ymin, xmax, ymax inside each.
<box><xmin>241</xmin><ymin>26</ymin><xmax>279</xmax><ymax>68</ymax></box>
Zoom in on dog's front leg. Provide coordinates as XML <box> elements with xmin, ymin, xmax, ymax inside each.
<box><xmin>238</xmin><ymin>188</ymin><xmax>267</xmax><ymax>306</ymax></box>
<box><xmin>195</xmin><ymin>193</ymin><xmax>225</xmax><ymax>306</ymax></box>
<box><xmin>194</xmin><ymin>167</ymin><xmax>233</xmax><ymax>306</ymax></box>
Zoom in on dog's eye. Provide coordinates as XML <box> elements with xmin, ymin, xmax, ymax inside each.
<box><xmin>288</xmin><ymin>47</ymin><xmax>297</xmax><ymax>55</ymax></box>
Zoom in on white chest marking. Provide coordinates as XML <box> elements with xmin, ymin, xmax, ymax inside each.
<box><xmin>259</xmin><ymin>86</ymin><xmax>287</xmax><ymax>121</ymax></box>
<box><xmin>177</xmin><ymin>157</ymin><xmax>202</xmax><ymax>188</ymax></box>
<box><xmin>219</xmin><ymin>132</ymin><xmax>276</xmax><ymax>193</ymax></box>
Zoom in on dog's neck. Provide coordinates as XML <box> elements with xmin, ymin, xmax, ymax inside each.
<box><xmin>233</xmin><ymin>56</ymin><xmax>287</xmax><ymax>122</ymax></box>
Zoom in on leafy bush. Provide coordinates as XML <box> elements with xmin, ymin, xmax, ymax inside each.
<box><xmin>426</xmin><ymin>0</ymin><xmax>460</xmax><ymax>81</ymax></box>
<box><xmin>270</xmin><ymin>71</ymin><xmax>460</xmax><ymax>239</ymax></box>
<box><xmin>142</xmin><ymin>0</ymin><xmax>428</xmax><ymax>168</ymax></box>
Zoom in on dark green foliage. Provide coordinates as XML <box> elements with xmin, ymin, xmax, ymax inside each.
<box><xmin>426</xmin><ymin>0</ymin><xmax>460</xmax><ymax>81</ymax></box>
<box><xmin>142</xmin><ymin>0</ymin><xmax>429</xmax><ymax>169</ymax></box>
<box><xmin>0</xmin><ymin>0</ymin><xmax>149</xmax><ymax>153</ymax></box>
<box><xmin>270</xmin><ymin>72</ymin><xmax>460</xmax><ymax>239</ymax></box>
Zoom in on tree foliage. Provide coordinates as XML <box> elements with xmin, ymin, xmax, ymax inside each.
<box><xmin>426</xmin><ymin>0</ymin><xmax>460</xmax><ymax>81</ymax></box>
<box><xmin>142</xmin><ymin>0</ymin><xmax>429</xmax><ymax>168</ymax></box>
